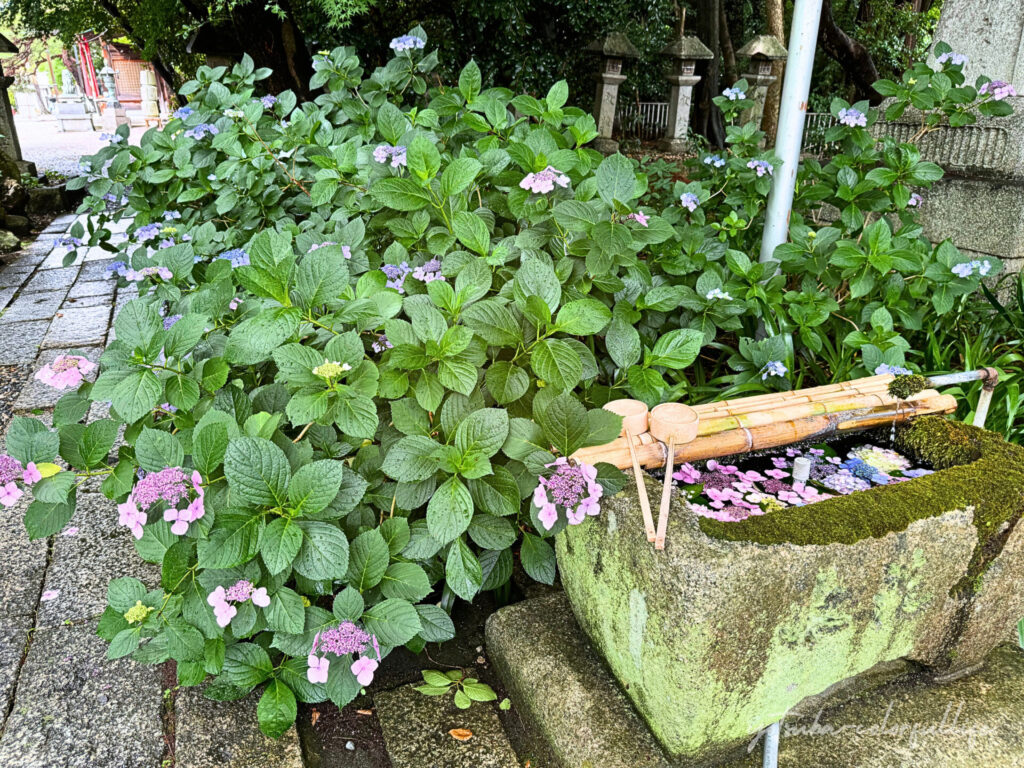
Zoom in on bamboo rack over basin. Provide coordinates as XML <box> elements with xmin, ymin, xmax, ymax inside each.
<box><xmin>572</xmin><ymin>375</ymin><xmax>957</xmax><ymax>471</ymax></box>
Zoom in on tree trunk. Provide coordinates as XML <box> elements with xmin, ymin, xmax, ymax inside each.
<box><xmin>693</xmin><ymin>0</ymin><xmax>726</xmax><ymax>147</ymax></box>
<box><xmin>227</xmin><ymin>1</ymin><xmax>313</xmax><ymax>98</ymax></box>
<box><xmin>720</xmin><ymin>3</ymin><xmax>738</xmax><ymax>86</ymax></box>
<box><xmin>762</xmin><ymin>0</ymin><xmax>785</xmax><ymax>146</ymax></box>
<box><xmin>818</xmin><ymin>0</ymin><xmax>882</xmax><ymax>103</ymax></box>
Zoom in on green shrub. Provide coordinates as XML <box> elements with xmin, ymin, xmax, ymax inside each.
<box><xmin>0</xmin><ymin>32</ymin><xmax>1010</xmax><ymax>736</ymax></box>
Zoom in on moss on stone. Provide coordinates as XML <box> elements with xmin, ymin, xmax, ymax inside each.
<box><xmin>888</xmin><ymin>374</ymin><xmax>929</xmax><ymax>400</ymax></box>
<box><xmin>698</xmin><ymin>417</ymin><xmax>1024</xmax><ymax>591</ymax></box>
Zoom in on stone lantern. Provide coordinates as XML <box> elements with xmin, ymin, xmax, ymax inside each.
<box><xmin>586</xmin><ymin>32</ymin><xmax>639</xmax><ymax>154</ymax></box>
<box><xmin>658</xmin><ymin>22</ymin><xmax>713</xmax><ymax>153</ymax></box>
<box><xmin>735</xmin><ymin>34</ymin><xmax>788</xmax><ymax>129</ymax></box>
<box><xmin>98</xmin><ymin>63</ymin><xmax>130</xmax><ymax>131</ymax></box>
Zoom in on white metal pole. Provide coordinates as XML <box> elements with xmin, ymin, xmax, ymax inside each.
<box><xmin>758</xmin><ymin>0</ymin><xmax>825</xmax><ymax>265</ymax></box>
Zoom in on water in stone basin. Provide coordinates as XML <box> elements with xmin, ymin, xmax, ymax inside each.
<box><xmin>661</xmin><ymin>434</ymin><xmax>935</xmax><ymax>523</ymax></box>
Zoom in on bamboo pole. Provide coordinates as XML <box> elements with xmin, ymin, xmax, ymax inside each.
<box><xmin>572</xmin><ymin>394</ymin><xmax>956</xmax><ymax>470</ymax></box>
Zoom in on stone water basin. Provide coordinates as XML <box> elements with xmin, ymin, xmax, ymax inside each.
<box><xmin>555</xmin><ymin>416</ymin><xmax>1024</xmax><ymax>764</ymax></box>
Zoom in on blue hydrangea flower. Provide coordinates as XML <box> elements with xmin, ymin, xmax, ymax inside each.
<box><xmin>703</xmin><ymin>154</ymin><xmax>726</xmax><ymax>168</ymax></box>
<box><xmin>219</xmin><ymin>249</ymin><xmax>250</xmax><ymax>268</ymax></box>
<box><xmin>173</xmin><ymin>106</ymin><xmax>194</xmax><ymax>119</ymax></box>
<box><xmin>722</xmin><ymin>87</ymin><xmax>746</xmax><ymax>100</ymax></box>
<box><xmin>747</xmin><ymin>159</ymin><xmax>774</xmax><ymax>177</ymax></box>
<box><xmin>679</xmin><ymin>192</ymin><xmax>700</xmax><ymax>212</ymax></box>
<box><xmin>184</xmin><ymin>123</ymin><xmax>219</xmax><ymax>140</ymax></box>
<box><xmin>260</xmin><ymin>95</ymin><xmax>277</xmax><ymax>108</ymax></box>
<box><xmin>838</xmin><ymin>107</ymin><xmax>867</xmax><ymax>128</ymax></box>
<box><xmin>760</xmin><ymin>360</ymin><xmax>788</xmax><ymax>380</ymax></box>
<box><xmin>390</xmin><ymin>35</ymin><xmax>425</xmax><ymax>52</ymax></box>
<box><xmin>134</xmin><ymin>223</ymin><xmax>162</xmax><ymax>241</ymax></box>
<box><xmin>874</xmin><ymin>363</ymin><xmax>912</xmax><ymax>376</ymax></box>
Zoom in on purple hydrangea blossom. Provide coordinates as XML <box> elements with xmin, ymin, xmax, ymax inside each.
<box><xmin>672</xmin><ymin>463</ymin><xmax>701</xmax><ymax>484</ymax></box>
<box><xmin>908</xmin><ymin>193</ymin><xmax>923</xmax><ymax>207</ymax></box>
<box><xmin>173</xmin><ymin>106</ymin><xmax>194</xmax><ymax>119</ymax></box>
<box><xmin>131</xmin><ymin>467</ymin><xmax>193</xmax><ymax>509</ymax></box>
<box><xmin>219</xmin><ymin>248</ymin><xmax>250</xmax><ymax>267</ymax></box>
<box><xmin>747</xmin><ymin>159</ymin><xmax>774</xmax><ymax>177</ymax></box>
<box><xmin>134</xmin><ymin>223</ymin><xmax>162</xmax><ymax>241</ymax></box>
<box><xmin>163</xmin><ymin>314</ymin><xmax>182</xmax><ymax>330</ymax></box>
<box><xmin>875</xmin><ymin>363</ymin><xmax>912</xmax><ymax>375</ymax></box>
<box><xmin>760</xmin><ymin>360</ymin><xmax>787</xmax><ymax>380</ymax></box>
<box><xmin>184</xmin><ymin>123</ymin><xmax>219</xmax><ymax>140</ymax></box>
<box><xmin>260</xmin><ymin>94</ymin><xmax>278</xmax><ymax>108</ymax></box>
<box><xmin>722</xmin><ymin>87</ymin><xmax>746</xmax><ymax>100</ymax></box>
<box><xmin>382</xmin><ymin>262</ymin><xmax>412</xmax><ymax>293</ymax></box>
<box><xmin>315</xmin><ymin>622</ymin><xmax>371</xmax><ymax>655</ymax></box>
<box><xmin>390</xmin><ymin>35</ymin><xmax>426</xmax><ymax>52</ymax></box>
<box><xmin>936</xmin><ymin>51</ymin><xmax>968</xmax><ymax>66</ymax></box>
<box><xmin>533</xmin><ymin>458</ymin><xmax>603</xmax><ymax>530</ymax></box>
<box><xmin>371</xmin><ymin>334</ymin><xmax>393</xmax><ymax>354</ymax></box>
<box><xmin>106</xmin><ymin>261</ymin><xmax>129</xmax><ymax>278</ymax></box>
<box><xmin>679</xmin><ymin>192</ymin><xmax>700</xmax><ymax>212</ymax></box>
<box><xmin>951</xmin><ymin>259</ymin><xmax>992</xmax><ymax>278</ymax></box>
<box><xmin>373</xmin><ymin>144</ymin><xmax>407</xmax><ymax>168</ymax></box>
<box><xmin>124</xmin><ymin>266</ymin><xmax>173</xmax><ymax>281</ymax></box>
<box><xmin>412</xmin><ymin>258</ymin><xmax>444</xmax><ymax>283</ymax></box>
<box><xmin>703</xmin><ymin>154</ymin><xmax>726</xmax><ymax>168</ymax></box>
<box><xmin>0</xmin><ymin>455</ymin><xmax>23</xmax><ymax>485</ymax></box>
<box><xmin>519</xmin><ymin>166</ymin><xmax>570</xmax><ymax>194</ymax></box>
<box><xmin>99</xmin><ymin>132</ymin><xmax>123</xmax><ymax>143</ymax></box>
<box><xmin>59</xmin><ymin>236</ymin><xmax>83</xmax><ymax>253</ymax></box>
<box><xmin>980</xmin><ymin>80</ymin><xmax>1017</xmax><ymax>100</ymax></box>
<box><xmin>821</xmin><ymin>469</ymin><xmax>871</xmax><ymax>494</ymax></box>
<box><xmin>838</xmin><ymin>107</ymin><xmax>867</xmax><ymax>127</ymax></box>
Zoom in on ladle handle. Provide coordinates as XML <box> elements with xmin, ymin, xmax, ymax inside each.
<box><xmin>626</xmin><ymin>430</ymin><xmax>656</xmax><ymax>542</ymax></box>
<box><xmin>655</xmin><ymin>436</ymin><xmax>674</xmax><ymax>550</ymax></box>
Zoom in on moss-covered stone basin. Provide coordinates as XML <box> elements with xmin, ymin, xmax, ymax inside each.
<box><xmin>555</xmin><ymin>417</ymin><xmax>1024</xmax><ymax>765</ymax></box>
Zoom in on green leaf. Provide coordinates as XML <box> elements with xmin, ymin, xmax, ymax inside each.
<box><xmin>452</xmin><ymin>211</ymin><xmax>490</xmax><ymax>256</ymax></box>
<box><xmin>485</xmin><ymin>361</ymin><xmax>529</xmax><ymax>404</ymax></box>
<box><xmin>24</xmin><ymin>496</ymin><xmax>75</xmax><ymax>539</ymax></box>
<box><xmin>426</xmin><ymin>475</ymin><xmax>474</xmax><ymax>544</ymax></box>
<box><xmin>260</xmin><ymin>518</ymin><xmax>303</xmax><ymax>575</ymax></box>
<box><xmin>135</xmin><ymin>427</ymin><xmax>184</xmax><ymax>472</ymax></box>
<box><xmin>346</xmin><ymin>529</ymin><xmax>390</xmax><ymax>591</ymax></box>
<box><xmin>111</xmin><ymin>370</ymin><xmax>162</xmax><ymax>423</ymax></box>
<box><xmin>294</xmin><ymin>521</ymin><xmax>350</xmax><ymax>581</ymax></box>
<box><xmin>467</xmin><ymin>514</ymin><xmax>517</xmax><ymax>550</ymax></box>
<box><xmin>530</xmin><ymin>339</ymin><xmax>582</xmax><ymax>391</ymax></box>
<box><xmin>333</xmin><ymin>587</ymin><xmax>365</xmax><ymax>622</ymax></box>
<box><xmin>415</xmin><ymin>604</ymin><xmax>456</xmax><ymax>642</ymax></box>
<box><xmin>32</xmin><ymin>471</ymin><xmax>76</xmax><ymax>504</ymax></box>
<box><xmin>108</xmin><ymin>628</ymin><xmax>141</xmax><ymax>659</ymax></box>
<box><xmin>257</xmin><ymin>680</ymin><xmax>297</xmax><ymax>739</ymax></box>
<box><xmin>445</xmin><ymin>537</ymin><xmax>482</xmax><ymax>601</ymax></box>
<box><xmin>440</xmin><ymin>158</ymin><xmax>482</xmax><ymax>197</ymax></box>
<box><xmin>556</xmin><ymin>299</ymin><xmax>611</xmax><ymax>335</ymax></box>
<box><xmin>605</xmin><ymin>317</ymin><xmax>641</xmax><ymax>369</ymax></box>
<box><xmin>108</xmin><ymin>576</ymin><xmax>147</xmax><ymax>612</ymax></box>
<box><xmin>59</xmin><ymin>419</ymin><xmax>119</xmax><ymax>470</ymax></box>
<box><xmin>408</xmin><ymin>135</ymin><xmax>441</xmax><ymax>182</ymax></box>
<box><xmin>362</xmin><ymin>598</ymin><xmax>422</xmax><ymax>646</ymax></box>
<box><xmin>193</xmin><ymin>422</ymin><xmax>229</xmax><ymax>477</ymax></box>
<box><xmin>223</xmin><ymin>643</ymin><xmax>273</xmax><ymax>688</ymax></box>
<box><xmin>380</xmin><ymin>562</ymin><xmax>432</xmax><ymax>601</ymax></box>
<box><xmin>649</xmin><ymin>329</ymin><xmax>704</xmax><ymax>369</ymax></box>
<box><xmin>520</xmin><ymin>533</ymin><xmax>556</xmax><ymax>584</ymax></box>
<box><xmin>114</xmin><ymin>300</ymin><xmax>161</xmax><ymax>351</ymax></box>
<box><xmin>458</xmin><ymin>59</ymin><xmax>482</xmax><ymax>103</ymax></box>
<box><xmin>288</xmin><ymin>460</ymin><xmax>344</xmax><ymax>514</ymax></box>
<box><xmin>454</xmin><ymin>408</ymin><xmax>509</xmax><ymax>459</ymax></box>
<box><xmin>381</xmin><ymin>435</ymin><xmax>440</xmax><ymax>482</ymax></box>
<box><xmin>266</xmin><ymin>587</ymin><xmax>305</xmax><ymax>634</ymax></box>
<box><xmin>224</xmin><ymin>437</ymin><xmax>291</xmax><ymax>507</ymax></box>
<box><xmin>536</xmin><ymin>392</ymin><xmax>587</xmax><ymax>456</ymax></box>
<box><xmin>595</xmin><ymin>153</ymin><xmax>638</xmax><ymax>206</ymax></box>
<box><xmin>370</xmin><ymin>177</ymin><xmax>432</xmax><ymax>211</ymax></box>
<box><xmin>5</xmin><ymin>416</ymin><xmax>59</xmax><ymax>465</ymax></box>
<box><xmin>462</xmin><ymin>300</ymin><xmax>521</xmax><ymax>347</ymax></box>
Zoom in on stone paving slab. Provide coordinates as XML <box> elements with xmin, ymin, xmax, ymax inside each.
<box><xmin>64</xmin><ymin>292</ymin><xmax>117</xmax><ymax>310</ymax></box>
<box><xmin>174</xmin><ymin>687</ymin><xmax>304</xmax><ymax>768</ymax></box>
<box><xmin>0</xmin><ymin>628</ymin><xmax>27</xmax><ymax>730</ymax></box>
<box><xmin>0</xmin><ymin>291</ymin><xmax>64</xmax><ymax>324</ymax></box>
<box><xmin>36</xmin><ymin>494</ymin><xmax>160</xmax><ymax>630</ymax></box>
<box><xmin>0</xmin><ymin>320</ymin><xmax>50</xmax><ymax>365</ymax></box>
<box><xmin>21</xmin><ymin>266</ymin><xmax>79</xmax><ymax>294</ymax></box>
<box><xmin>0</xmin><ymin>496</ymin><xmax>50</xmax><ymax>624</ymax></box>
<box><xmin>84</xmin><ymin>246</ymin><xmax>120</xmax><ymax>263</ymax></box>
<box><xmin>0</xmin><ymin>285</ymin><xmax>16</xmax><ymax>311</ymax></box>
<box><xmin>38</xmin><ymin>246</ymin><xmax>74</xmax><ymax>270</ymax></box>
<box><xmin>80</xmin><ymin>261</ymin><xmax>118</xmax><ymax>282</ymax></box>
<box><xmin>0</xmin><ymin>621</ymin><xmax>165</xmax><ymax>768</ymax></box>
<box><xmin>41</xmin><ymin>215</ymin><xmax>77</xmax><ymax>234</ymax></box>
<box><xmin>0</xmin><ymin>265</ymin><xmax>33</xmax><ymax>288</ymax></box>
<box><xmin>376</xmin><ymin>683</ymin><xmax>520</xmax><ymax>768</ymax></box>
<box><xmin>486</xmin><ymin>592</ymin><xmax>671</xmax><ymax>768</ymax></box>
<box><xmin>41</xmin><ymin>305</ymin><xmax>111</xmax><ymax>349</ymax></box>
<box><xmin>68</xmin><ymin>279</ymin><xmax>115</xmax><ymax>300</ymax></box>
<box><xmin>725</xmin><ymin>644</ymin><xmax>1024</xmax><ymax>768</ymax></box>
<box><xmin>13</xmin><ymin>345</ymin><xmax>102</xmax><ymax>411</ymax></box>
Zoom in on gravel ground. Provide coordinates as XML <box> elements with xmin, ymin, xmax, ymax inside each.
<box><xmin>0</xmin><ymin>364</ymin><xmax>32</xmax><ymax>434</ymax></box>
<box><xmin>14</xmin><ymin>115</ymin><xmax>148</xmax><ymax>177</ymax></box>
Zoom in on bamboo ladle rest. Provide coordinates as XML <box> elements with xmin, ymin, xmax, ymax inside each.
<box><xmin>649</xmin><ymin>403</ymin><xmax>700</xmax><ymax>550</ymax></box>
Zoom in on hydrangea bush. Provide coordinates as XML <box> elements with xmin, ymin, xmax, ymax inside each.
<box><xmin>0</xmin><ymin>32</ymin><xmax>1010</xmax><ymax>736</ymax></box>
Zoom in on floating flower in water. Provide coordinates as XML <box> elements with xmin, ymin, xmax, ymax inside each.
<box><xmin>533</xmin><ymin>458</ymin><xmax>603</xmax><ymax>530</ymax></box>
<box><xmin>849</xmin><ymin>444</ymin><xmax>911</xmax><ymax>473</ymax></box>
<box><xmin>679</xmin><ymin>192</ymin><xmax>700</xmax><ymax>212</ymax></box>
<box><xmin>673</xmin><ymin>463</ymin><xmax>701</xmax><ymax>484</ymax></box>
<box><xmin>747</xmin><ymin>159</ymin><xmax>774</xmax><ymax>177</ymax></box>
<box><xmin>390</xmin><ymin>35</ymin><xmax>425</xmax><ymax>52</ymax></box>
<box><xmin>703</xmin><ymin>154</ymin><xmax>726</xmax><ymax>168</ymax></box>
<box><xmin>705</xmin><ymin>287</ymin><xmax>732</xmax><ymax>301</ymax></box>
<box><xmin>821</xmin><ymin>469</ymin><xmax>871</xmax><ymax>495</ymax></box>
<box><xmin>372</xmin><ymin>144</ymin><xmax>407</xmax><ymax>168</ymax></box>
<box><xmin>519</xmin><ymin>166</ymin><xmax>570</xmax><ymax>195</ymax></box>
<box><xmin>760</xmin><ymin>360</ymin><xmax>787</xmax><ymax>380</ymax></box>
<box><xmin>838</xmin><ymin>107</ymin><xmax>867</xmax><ymax>127</ymax></box>
<box><xmin>35</xmin><ymin>355</ymin><xmax>95</xmax><ymax>389</ymax></box>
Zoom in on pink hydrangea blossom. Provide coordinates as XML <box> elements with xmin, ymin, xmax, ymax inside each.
<box><xmin>117</xmin><ymin>498</ymin><xmax>146</xmax><ymax>539</ymax></box>
<box><xmin>41</xmin><ymin>590</ymin><xmax>59</xmax><ymax>601</ymax></box>
<box><xmin>673</xmin><ymin>463</ymin><xmax>701</xmax><ymax>484</ymax></box>
<box><xmin>519</xmin><ymin>166</ymin><xmax>569</xmax><ymax>194</ymax></box>
<box><xmin>533</xmin><ymin>458</ymin><xmax>603</xmax><ymax>530</ymax></box>
<box><xmin>35</xmin><ymin>355</ymin><xmax>96</xmax><ymax>389</ymax></box>
<box><xmin>0</xmin><ymin>454</ymin><xmax>23</xmax><ymax>484</ymax></box>
<box><xmin>0</xmin><ymin>482</ymin><xmax>22</xmax><ymax>507</ymax></box>
<box><xmin>307</xmin><ymin>654</ymin><xmax>330</xmax><ymax>684</ymax></box>
<box><xmin>351</xmin><ymin>655</ymin><xmax>379</xmax><ymax>686</ymax></box>
<box><xmin>625</xmin><ymin>211</ymin><xmax>649</xmax><ymax>227</ymax></box>
<box><xmin>22</xmin><ymin>462</ymin><xmax>42</xmax><ymax>484</ymax></box>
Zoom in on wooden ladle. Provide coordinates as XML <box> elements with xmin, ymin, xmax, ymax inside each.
<box><xmin>603</xmin><ymin>399</ymin><xmax>655</xmax><ymax>542</ymax></box>
<box><xmin>649</xmin><ymin>403</ymin><xmax>700</xmax><ymax>550</ymax></box>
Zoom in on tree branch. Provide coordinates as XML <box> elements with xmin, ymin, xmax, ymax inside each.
<box><xmin>818</xmin><ymin>0</ymin><xmax>882</xmax><ymax>103</ymax></box>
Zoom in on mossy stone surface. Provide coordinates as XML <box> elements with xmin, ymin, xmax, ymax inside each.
<box><xmin>556</xmin><ymin>474</ymin><xmax>976</xmax><ymax>764</ymax></box>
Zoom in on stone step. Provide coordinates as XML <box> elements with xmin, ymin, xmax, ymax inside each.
<box><xmin>485</xmin><ymin>592</ymin><xmax>672</xmax><ymax>768</ymax></box>
<box><xmin>723</xmin><ymin>643</ymin><xmax>1024</xmax><ymax>768</ymax></box>
<box><xmin>174</xmin><ymin>686</ymin><xmax>304</xmax><ymax>768</ymax></box>
<box><xmin>375</xmin><ymin>682</ymin><xmax>520</xmax><ymax>768</ymax></box>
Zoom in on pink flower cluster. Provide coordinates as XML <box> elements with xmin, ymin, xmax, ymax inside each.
<box><xmin>306</xmin><ymin>622</ymin><xmax>381</xmax><ymax>687</ymax></box>
<box><xmin>117</xmin><ymin>467</ymin><xmax>205</xmax><ymax>539</ymax></box>
<box><xmin>519</xmin><ymin>166</ymin><xmax>569</xmax><ymax>194</ymax></box>
<box><xmin>533</xmin><ymin>457</ymin><xmax>602</xmax><ymax>530</ymax></box>
<box><xmin>0</xmin><ymin>454</ymin><xmax>42</xmax><ymax>507</ymax></box>
<box><xmin>35</xmin><ymin>355</ymin><xmax>96</xmax><ymax>390</ymax></box>
<box><xmin>207</xmin><ymin>580</ymin><xmax>270</xmax><ymax>627</ymax></box>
